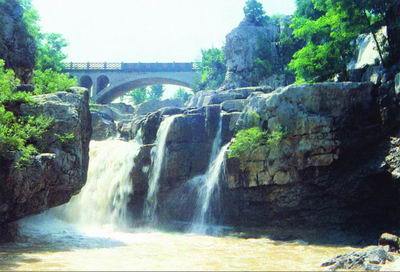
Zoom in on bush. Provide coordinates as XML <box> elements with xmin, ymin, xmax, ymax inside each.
<box><xmin>194</xmin><ymin>48</ymin><xmax>226</xmax><ymax>91</ymax></box>
<box><xmin>33</xmin><ymin>69</ymin><xmax>77</xmax><ymax>95</ymax></box>
<box><xmin>0</xmin><ymin>60</ymin><xmax>53</xmax><ymax>167</ymax></box>
<box><xmin>228</xmin><ymin>125</ymin><xmax>285</xmax><ymax>160</ymax></box>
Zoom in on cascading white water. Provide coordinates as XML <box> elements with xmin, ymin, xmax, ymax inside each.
<box><xmin>189</xmin><ymin>118</ymin><xmax>230</xmax><ymax>233</ymax></box>
<box><xmin>191</xmin><ymin>144</ymin><xmax>230</xmax><ymax>233</ymax></box>
<box><xmin>143</xmin><ymin>115</ymin><xmax>178</xmax><ymax>223</ymax></box>
<box><xmin>59</xmin><ymin>139</ymin><xmax>140</xmax><ymax>228</ymax></box>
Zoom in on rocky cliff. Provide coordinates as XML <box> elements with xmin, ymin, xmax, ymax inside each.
<box><xmin>222</xmin><ymin>18</ymin><xmax>297</xmax><ymax>90</ymax></box>
<box><xmin>125</xmin><ymin>73</ymin><xmax>400</xmax><ymax>230</ymax></box>
<box><xmin>0</xmin><ymin>88</ymin><xmax>91</xmax><ymax>240</ymax></box>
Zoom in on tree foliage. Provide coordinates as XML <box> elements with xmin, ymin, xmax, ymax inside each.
<box><xmin>147</xmin><ymin>84</ymin><xmax>164</xmax><ymax>100</ymax></box>
<box><xmin>0</xmin><ymin>60</ymin><xmax>53</xmax><ymax>167</ymax></box>
<box><xmin>194</xmin><ymin>48</ymin><xmax>226</xmax><ymax>91</ymax></box>
<box><xmin>243</xmin><ymin>0</ymin><xmax>269</xmax><ymax>26</ymax></box>
<box><xmin>289</xmin><ymin>0</ymin><xmax>400</xmax><ymax>83</ymax></box>
<box><xmin>128</xmin><ymin>87</ymin><xmax>148</xmax><ymax>105</ymax></box>
<box><xmin>173</xmin><ymin>88</ymin><xmax>192</xmax><ymax>103</ymax></box>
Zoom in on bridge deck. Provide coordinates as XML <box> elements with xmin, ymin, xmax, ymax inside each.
<box><xmin>64</xmin><ymin>62</ymin><xmax>194</xmax><ymax>72</ymax></box>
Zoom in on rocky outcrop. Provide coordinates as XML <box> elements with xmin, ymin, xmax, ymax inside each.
<box><xmin>223</xmin><ymin>82</ymin><xmax>400</xmax><ymax>228</ymax></box>
<box><xmin>322</xmin><ymin>246</ymin><xmax>394</xmax><ymax>271</ymax></box>
<box><xmin>0</xmin><ymin>88</ymin><xmax>91</xmax><ymax>231</ymax></box>
<box><xmin>222</xmin><ymin>18</ymin><xmax>295</xmax><ymax>90</ymax></box>
<box><xmin>91</xmin><ymin>111</ymin><xmax>117</xmax><ymax>140</ymax></box>
<box><xmin>0</xmin><ymin>0</ymin><xmax>36</xmax><ymax>83</ymax></box>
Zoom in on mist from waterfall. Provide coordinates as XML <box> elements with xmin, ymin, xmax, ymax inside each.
<box><xmin>143</xmin><ymin>115</ymin><xmax>178</xmax><ymax>223</ymax></box>
<box><xmin>59</xmin><ymin>139</ymin><xmax>140</xmax><ymax>228</ymax></box>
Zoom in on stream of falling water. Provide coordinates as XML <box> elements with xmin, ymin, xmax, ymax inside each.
<box><xmin>143</xmin><ymin>115</ymin><xmax>177</xmax><ymax>223</ymax></box>
<box><xmin>58</xmin><ymin>140</ymin><xmax>140</xmax><ymax>228</ymax></box>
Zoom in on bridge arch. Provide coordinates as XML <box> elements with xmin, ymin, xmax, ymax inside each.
<box><xmin>96</xmin><ymin>75</ymin><xmax>110</xmax><ymax>94</ymax></box>
<box><xmin>95</xmin><ymin>77</ymin><xmax>192</xmax><ymax>104</ymax></box>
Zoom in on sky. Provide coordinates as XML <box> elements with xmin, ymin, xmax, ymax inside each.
<box><xmin>31</xmin><ymin>0</ymin><xmax>296</xmax><ymax>63</ymax></box>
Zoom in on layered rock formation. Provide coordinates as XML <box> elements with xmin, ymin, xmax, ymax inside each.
<box><xmin>126</xmin><ymin>78</ymin><xmax>400</xmax><ymax>229</ymax></box>
<box><xmin>0</xmin><ymin>88</ymin><xmax>91</xmax><ymax>239</ymax></box>
<box><xmin>223</xmin><ymin>82</ymin><xmax>400</xmax><ymax>228</ymax></box>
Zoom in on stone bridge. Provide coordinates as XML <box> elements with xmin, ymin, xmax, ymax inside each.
<box><xmin>65</xmin><ymin>62</ymin><xmax>196</xmax><ymax>104</ymax></box>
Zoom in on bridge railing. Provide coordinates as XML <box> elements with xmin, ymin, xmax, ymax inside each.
<box><xmin>64</xmin><ymin>62</ymin><xmax>194</xmax><ymax>72</ymax></box>
<box><xmin>64</xmin><ymin>62</ymin><xmax>122</xmax><ymax>70</ymax></box>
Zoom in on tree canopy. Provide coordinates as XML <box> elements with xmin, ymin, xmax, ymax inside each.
<box><xmin>289</xmin><ymin>0</ymin><xmax>400</xmax><ymax>83</ymax></box>
<box><xmin>194</xmin><ymin>48</ymin><xmax>226</xmax><ymax>91</ymax></box>
<box><xmin>243</xmin><ymin>0</ymin><xmax>269</xmax><ymax>26</ymax></box>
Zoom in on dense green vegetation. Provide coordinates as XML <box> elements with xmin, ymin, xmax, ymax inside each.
<box><xmin>289</xmin><ymin>0</ymin><xmax>400</xmax><ymax>83</ymax></box>
<box><xmin>194</xmin><ymin>48</ymin><xmax>226</xmax><ymax>91</ymax></box>
<box><xmin>228</xmin><ymin>125</ymin><xmax>285</xmax><ymax>161</ymax></box>
<box><xmin>0</xmin><ymin>0</ymin><xmax>76</xmax><ymax>167</ymax></box>
<box><xmin>0</xmin><ymin>60</ymin><xmax>53</xmax><ymax>167</ymax></box>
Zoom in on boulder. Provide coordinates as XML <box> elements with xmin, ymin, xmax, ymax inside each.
<box><xmin>221</xmin><ymin>99</ymin><xmax>248</xmax><ymax>113</ymax></box>
<box><xmin>91</xmin><ymin>111</ymin><xmax>117</xmax><ymax>140</ymax></box>
<box><xmin>379</xmin><ymin>233</ymin><xmax>400</xmax><ymax>252</ymax></box>
<box><xmin>136</xmin><ymin>99</ymin><xmax>183</xmax><ymax>116</ymax></box>
<box><xmin>322</xmin><ymin>246</ymin><xmax>394</xmax><ymax>271</ymax></box>
<box><xmin>0</xmin><ymin>88</ymin><xmax>91</xmax><ymax>228</ymax></box>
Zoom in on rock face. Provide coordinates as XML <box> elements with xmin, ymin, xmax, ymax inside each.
<box><xmin>0</xmin><ymin>0</ymin><xmax>36</xmax><ymax>83</ymax></box>
<box><xmin>222</xmin><ymin>19</ymin><xmax>295</xmax><ymax>89</ymax></box>
<box><xmin>223</xmin><ymin>82</ymin><xmax>400</xmax><ymax>228</ymax></box>
<box><xmin>91</xmin><ymin>111</ymin><xmax>117</xmax><ymax>140</ymax></box>
<box><xmin>0</xmin><ymin>88</ymin><xmax>91</xmax><ymax>229</ymax></box>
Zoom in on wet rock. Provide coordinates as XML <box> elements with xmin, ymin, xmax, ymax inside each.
<box><xmin>0</xmin><ymin>88</ymin><xmax>91</xmax><ymax>226</ymax></box>
<box><xmin>0</xmin><ymin>222</ymin><xmax>18</xmax><ymax>243</ymax></box>
<box><xmin>221</xmin><ymin>99</ymin><xmax>248</xmax><ymax>113</ymax></box>
<box><xmin>379</xmin><ymin>233</ymin><xmax>400</xmax><ymax>252</ymax></box>
<box><xmin>91</xmin><ymin>111</ymin><xmax>117</xmax><ymax>140</ymax></box>
<box><xmin>321</xmin><ymin>246</ymin><xmax>394</xmax><ymax>271</ymax></box>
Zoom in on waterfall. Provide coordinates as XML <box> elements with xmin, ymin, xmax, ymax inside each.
<box><xmin>191</xmin><ymin>144</ymin><xmax>229</xmax><ymax>233</ymax></box>
<box><xmin>59</xmin><ymin>139</ymin><xmax>140</xmax><ymax>228</ymax></box>
<box><xmin>189</xmin><ymin>118</ymin><xmax>229</xmax><ymax>233</ymax></box>
<box><xmin>143</xmin><ymin>115</ymin><xmax>177</xmax><ymax>223</ymax></box>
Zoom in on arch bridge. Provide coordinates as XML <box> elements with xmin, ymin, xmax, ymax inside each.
<box><xmin>65</xmin><ymin>62</ymin><xmax>196</xmax><ymax>104</ymax></box>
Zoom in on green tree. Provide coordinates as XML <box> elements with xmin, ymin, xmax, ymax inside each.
<box><xmin>147</xmin><ymin>84</ymin><xmax>164</xmax><ymax>100</ymax></box>
<box><xmin>173</xmin><ymin>88</ymin><xmax>192</xmax><ymax>103</ymax></box>
<box><xmin>36</xmin><ymin>33</ymin><xmax>68</xmax><ymax>72</ymax></box>
<box><xmin>128</xmin><ymin>88</ymin><xmax>148</xmax><ymax>105</ymax></box>
<box><xmin>194</xmin><ymin>48</ymin><xmax>226</xmax><ymax>91</ymax></box>
<box><xmin>289</xmin><ymin>0</ymin><xmax>364</xmax><ymax>83</ymax></box>
<box><xmin>243</xmin><ymin>0</ymin><xmax>269</xmax><ymax>26</ymax></box>
<box><xmin>330</xmin><ymin>0</ymin><xmax>400</xmax><ymax>66</ymax></box>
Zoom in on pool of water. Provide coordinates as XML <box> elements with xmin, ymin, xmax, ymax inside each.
<box><xmin>0</xmin><ymin>214</ymin><xmax>360</xmax><ymax>271</ymax></box>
